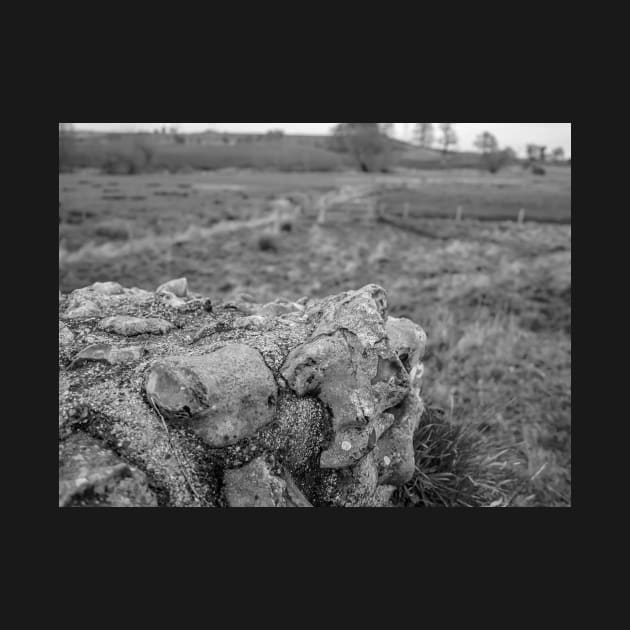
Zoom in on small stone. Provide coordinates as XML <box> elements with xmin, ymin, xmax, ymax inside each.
<box><xmin>127</xmin><ymin>287</ymin><xmax>155</xmax><ymax>302</ymax></box>
<box><xmin>98</xmin><ymin>316</ymin><xmax>173</xmax><ymax>337</ymax></box>
<box><xmin>158</xmin><ymin>291</ymin><xmax>188</xmax><ymax>310</ymax></box>
<box><xmin>386</xmin><ymin>317</ymin><xmax>427</xmax><ymax>371</ymax></box>
<box><xmin>69</xmin><ymin>343</ymin><xmax>144</xmax><ymax>369</ymax></box>
<box><xmin>256</xmin><ymin>301</ymin><xmax>301</xmax><ymax>318</ymax></box>
<box><xmin>224</xmin><ymin>457</ymin><xmax>312</xmax><ymax>507</ymax></box>
<box><xmin>156</xmin><ymin>277</ymin><xmax>188</xmax><ymax>298</ymax></box>
<box><xmin>233</xmin><ymin>315</ymin><xmax>267</xmax><ymax>329</ymax></box>
<box><xmin>63</xmin><ymin>301</ymin><xmax>100</xmax><ymax>320</ymax></box>
<box><xmin>89</xmin><ymin>281</ymin><xmax>125</xmax><ymax>295</ymax></box>
<box><xmin>59</xmin><ymin>321</ymin><xmax>74</xmax><ymax>346</ymax></box>
<box><xmin>145</xmin><ymin>344</ymin><xmax>278</xmax><ymax>447</ymax></box>
<box><xmin>221</xmin><ymin>300</ymin><xmax>258</xmax><ymax>315</ymax></box>
<box><xmin>59</xmin><ymin>434</ymin><xmax>157</xmax><ymax>507</ymax></box>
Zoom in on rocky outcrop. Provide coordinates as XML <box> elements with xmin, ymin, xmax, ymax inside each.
<box><xmin>59</xmin><ymin>280</ymin><xmax>427</xmax><ymax>507</ymax></box>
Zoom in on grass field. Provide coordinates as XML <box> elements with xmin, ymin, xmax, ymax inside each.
<box><xmin>59</xmin><ymin>166</ymin><xmax>571</xmax><ymax>506</ymax></box>
<box><xmin>63</xmin><ymin>136</ymin><xmax>350</xmax><ymax>173</ymax></box>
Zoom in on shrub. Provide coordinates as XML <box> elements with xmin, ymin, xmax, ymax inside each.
<box><xmin>481</xmin><ymin>150</ymin><xmax>511</xmax><ymax>174</ymax></box>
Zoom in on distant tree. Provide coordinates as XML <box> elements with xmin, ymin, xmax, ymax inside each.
<box><xmin>266</xmin><ymin>129</ymin><xmax>285</xmax><ymax>140</ymax></box>
<box><xmin>503</xmin><ymin>146</ymin><xmax>518</xmax><ymax>161</ymax></box>
<box><xmin>526</xmin><ymin>144</ymin><xmax>547</xmax><ymax>163</ymax></box>
<box><xmin>331</xmin><ymin>123</ymin><xmax>392</xmax><ymax>173</ymax></box>
<box><xmin>474</xmin><ymin>131</ymin><xmax>507</xmax><ymax>174</ymax></box>
<box><xmin>414</xmin><ymin>123</ymin><xmax>434</xmax><ymax>148</ymax></box>
<box><xmin>551</xmin><ymin>147</ymin><xmax>565</xmax><ymax>162</ymax></box>
<box><xmin>474</xmin><ymin>131</ymin><xmax>499</xmax><ymax>154</ymax></box>
<box><xmin>481</xmin><ymin>149</ymin><xmax>513</xmax><ymax>174</ymax></box>
<box><xmin>439</xmin><ymin>123</ymin><xmax>458</xmax><ymax>155</ymax></box>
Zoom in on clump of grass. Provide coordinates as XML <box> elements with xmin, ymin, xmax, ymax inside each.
<box><xmin>94</xmin><ymin>220</ymin><xmax>132</xmax><ymax>241</ymax></box>
<box><xmin>257</xmin><ymin>233</ymin><xmax>280</xmax><ymax>253</ymax></box>
<box><xmin>393</xmin><ymin>406</ymin><xmax>520</xmax><ymax>507</ymax></box>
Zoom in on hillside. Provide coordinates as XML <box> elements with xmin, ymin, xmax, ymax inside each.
<box><xmin>62</xmin><ymin>130</ymin><xmax>505</xmax><ymax>173</ymax></box>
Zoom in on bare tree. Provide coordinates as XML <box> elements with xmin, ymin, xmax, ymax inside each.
<box><xmin>414</xmin><ymin>123</ymin><xmax>434</xmax><ymax>148</ymax></box>
<box><xmin>439</xmin><ymin>123</ymin><xmax>458</xmax><ymax>155</ymax></box>
<box><xmin>526</xmin><ymin>144</ymin><xmax>547</xmax><ymax>163</ymax></box>
<box><xmin>551</xmin><ymin>147</ymin><xmax>565</xmax><ymax>162</ymax></box>
<box><xmin>474</xmin><ymin>131</ymin><xmax>499</xmax><ymax>154</ymax></box>
<box><xmin>331</xmin><ymin>123</ymin><xmax>391</xmax><ymax>173</ymax></box>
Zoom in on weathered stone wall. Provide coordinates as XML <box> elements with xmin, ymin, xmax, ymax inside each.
<box><xmin>59</xmin><ymin>279</ymin><xmax>427</xmax><ymax>507</ymax></box>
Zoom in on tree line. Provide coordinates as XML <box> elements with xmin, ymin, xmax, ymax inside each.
<box><xmin>329</xmin><ymin>123</ymin><xmax>568</xmax><ymax>174</ymax></box>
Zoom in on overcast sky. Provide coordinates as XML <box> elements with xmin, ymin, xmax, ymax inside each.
<box><xmin>73</xmin><ymin>123</ymin><xmax>571</xmax><ymax>156</ymax></box>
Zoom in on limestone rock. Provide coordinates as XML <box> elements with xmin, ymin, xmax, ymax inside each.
<box><xmin>281</xmin><ymin>328</ymin><xmax>408</xmax><ymax>469</ymax></box>
<box><xmin>64</xmin><ymin>300</ymin><xmax>100</xmax><ymax>320</ymax></box>
<box><xmin>59</xmin><ymin>280</ymin><xmax>429</xmax><ymax>508</ymax></box>
<box><xmin>233</xmin><ymin>315</ymin><xmax>268</xmax><ymax>330</ymax></box>
<box><xmin>59</xmin><ymin>433</ymin><xmax>157</xmax><ymax>507</ymax></box>
<box><xmin>59</xmin><ymin>321</ymin><xmax>74</xmax><ymax>346</ymax></box>
<box><xmin>145</xmin><ymin>344</ymin><xmax>278</xmax><ymax>447</ymax></box>
<box><xmin>69</xmin><ymin>343</ymin><xmax>145</xmax><ymax>369</ymax></box>
<box><xmin>305</xmin><ymin>283</ymin><xmax>389</xmax><ymax>347</ymax></box>
<box><xmin>386</xmin><ymin>316</ymin><xmax>427</xmax><ymax>371</ymax></box>
<box><xmin>374</xmin><ymin>391</ymin><xmax>424</xmax><ymax>486</ymax></box>
<box><xmin>320</xmin><ymin>412</ymin><xmax>394</xmax><ymax>469</ymax></box>
<box><xmin>156</xmin><ymin>277</ymin><xmax>188</xmax><ymax>298</ymax></box>
<box><xmin>256</xmin><ymin>301</ymin><xmax>302</xmax><ymax>318</ymax></box>
<box><xmin>89</xmin><ymin>281</ymin><xmax>125</xmax><ymax>295</ymax></box>
<box><xmin>224</xmin><ymin>457</ymin><xmax>312</xmax><ymax>507</ymax></box>
<box><xmin>157</xmin><ymin>291</ymin><xmax>188</xmax><ymax>310</ymax></box>
<box><xmin>98</xmin><ymin>316</ymin><xmax>173</xmax><ymax>337</ymax></box>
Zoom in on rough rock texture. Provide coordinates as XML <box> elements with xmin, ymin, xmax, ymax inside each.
<box><xmin>59</xmin><ymin>279</ymin><xmax>426</xmax><ymax>507</ymax></box>
<box><xmin>224</xmin><ymin>457</ymin><xmax>312</xmax><ymax>507</ymax></box>
<box><xmin>59</xmin><ymin>433</ymin><xmax>157</xmax><ymax>507</ymax></box>
<box><xmin>145</xmin><ymin>345</ymin><xmax>278</xmax><ymax>447</ymax></box>
<box><xmin>98</xmin><ymin>315</ymin><xmax>174</xmax><ymax>337</ymax></box>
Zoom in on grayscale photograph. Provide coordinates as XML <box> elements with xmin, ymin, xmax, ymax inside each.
<box><xmin>58</xmin><ymin>122</ymin><xmax>571</xmax><ymax>508</ymax></box>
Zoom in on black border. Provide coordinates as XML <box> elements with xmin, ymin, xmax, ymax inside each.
<box><xmin>48</xmin><ymin>71</ymin><xmax>575</xmax><ymax>577</ymax></box>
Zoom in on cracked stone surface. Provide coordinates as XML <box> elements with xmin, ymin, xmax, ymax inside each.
<box><xmin>59</xmin><ymin>279</ymin><xmax>426</xmax><ymax>507</ymax></box>
<box><xmin>224</xmin><ymin>457</ymin><xmax>312</xmax><ymax>507</ymax></box>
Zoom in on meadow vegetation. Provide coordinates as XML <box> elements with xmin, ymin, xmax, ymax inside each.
<box><xmin>59</xmin><ymin>164</ymin><xmax>571</xmax><ymax>507</ymax></box>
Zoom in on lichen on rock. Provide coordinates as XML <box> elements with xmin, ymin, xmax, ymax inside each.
<box><xmin>59</xmin><ymin>279</ymin><xmax>427</xmax><ymax>507</ymax></box>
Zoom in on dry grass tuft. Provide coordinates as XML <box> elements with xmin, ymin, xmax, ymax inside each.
<box><xmin>394</xmin><ymin>406</ymin><xmax>521</xmax><ymax>507</ymax></box>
